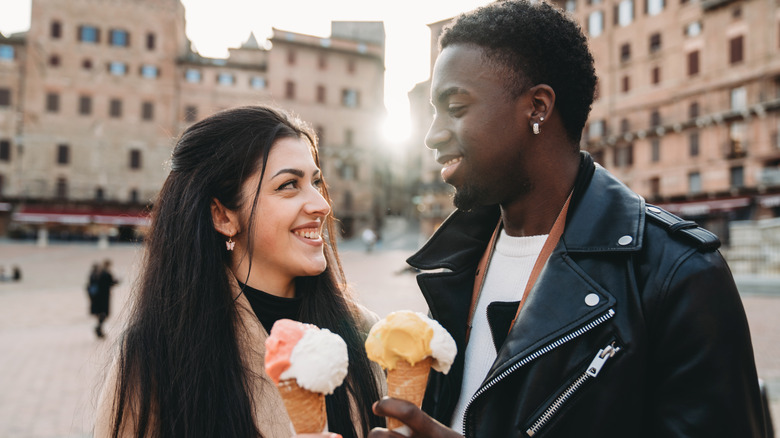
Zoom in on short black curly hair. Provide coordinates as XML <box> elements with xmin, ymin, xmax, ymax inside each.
<box><xmin>440</xmin><ymin>0</ymin><xmax>597</xmax><ymax>143</ymax></box>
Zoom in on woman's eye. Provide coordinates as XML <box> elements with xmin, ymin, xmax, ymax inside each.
<box><xmin>313</xmin><ymin>178</ymin><xmax>324</xmax><ymax>189</ymax></box>
<box><xmin>277</xmin><ymin>180</ymin><xmax>297</xmax><ymax>190</ymax></box>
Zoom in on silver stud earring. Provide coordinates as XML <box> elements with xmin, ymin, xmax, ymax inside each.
<box><xmin>533</xmin><ymin>122</ymin><xmax>540</xmax><ymax>135</ymax></box>
<box><xmin>540</xmin><ymin>116</ymin><xmax>545</xmax><ymax>121</ymax></box>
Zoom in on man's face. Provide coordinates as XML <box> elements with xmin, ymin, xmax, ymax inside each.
<box><xmin>426</xmin><ymin>44</ymin><xmax>532</xmax><ymax>210</ymax></box>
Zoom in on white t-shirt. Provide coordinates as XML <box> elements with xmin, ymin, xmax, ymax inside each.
<box><xmin>449</xmin><ymin>229</ymin><xmax>547</xmax><ymax>434</ymax></box>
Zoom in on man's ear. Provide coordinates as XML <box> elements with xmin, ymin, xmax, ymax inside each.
<box><xmin>211</xmin><ymin>198</ymin><xmax>240</xmax><ymax>237</ymax></box>
<box><xmin>527</xmin><ymin>84</ymin><xmax>555</xmax><ymax>122</ymax></box>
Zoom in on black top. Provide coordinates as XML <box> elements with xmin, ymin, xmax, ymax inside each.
<box><xmin>239</xmin><ymin>282</ymin><xmax>302</xmax><ymax>333</ymax></box>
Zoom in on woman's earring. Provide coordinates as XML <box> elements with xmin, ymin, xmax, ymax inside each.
<box><xmin>533</xmin><ymin>122</ymin><xmax>541</xmax><ymax>135</ymax></box>
<box><xmin>226</xmin><ymin>235</ymin><xmax>235</xmax><ymax>251</ymax></box>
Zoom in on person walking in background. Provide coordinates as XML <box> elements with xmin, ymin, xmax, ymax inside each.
<box><xmin>369</xmin><ymin>1</ymin><xmax>766</xmax><ymax>437</ymax></box>
<box><xmin>94</xmin><ymin>105</ymin><xmax>384</xmax><ymax>438</ymax></box>
<box><xmin>91</xmin><ymin>259</ymin><xmax>118</xmax><ymax>339</ymax></box>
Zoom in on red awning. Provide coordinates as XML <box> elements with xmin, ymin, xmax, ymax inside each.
<box><xmin>655</xmin><ymin>197</ymin><xmax>751</xmax><ymax>217</ymax></box>
<box><xmin>11</xmin><ymin>207</ymin><xmax>150</xmax><ymax>226</ymax></box>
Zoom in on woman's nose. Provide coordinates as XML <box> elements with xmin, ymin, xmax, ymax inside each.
<box><xmin>306</xmin><ymin>188</ymin><xmax>331</xmax><ymax>217</ymax></box>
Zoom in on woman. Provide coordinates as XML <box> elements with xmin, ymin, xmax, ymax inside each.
<box><xmin>95</xmin><ymin>106</ymin><xmax>384</xmax><ymax>437</ymax></box>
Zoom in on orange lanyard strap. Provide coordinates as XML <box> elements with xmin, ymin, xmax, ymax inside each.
<box><xmin>466</xmin><ymin>194</ymin><xmax>572</xmax><ymax>343</ymax></box>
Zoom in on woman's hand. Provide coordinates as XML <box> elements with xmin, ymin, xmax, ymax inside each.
<box><xmin>367</xmin><ymin>397</ymin><xmax>464</xmax><ymax>438</ymax></box>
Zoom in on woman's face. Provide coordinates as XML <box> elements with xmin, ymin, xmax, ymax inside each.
<box><xmin>233</xmin><ymin>136</ymin><xmax>331</xmax><ymax>295</ymax></box>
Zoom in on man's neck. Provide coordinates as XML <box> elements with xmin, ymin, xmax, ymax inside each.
<box><xmin>500</xmin><ymin>155</ymin><xmax>579</xmax><ymax>237</ymax></box>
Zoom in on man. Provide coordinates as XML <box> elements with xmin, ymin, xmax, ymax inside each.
<box><xmin>369</xmin><ymin>1</ymin><xmax>766</xmax><ymax>437</ymax></box>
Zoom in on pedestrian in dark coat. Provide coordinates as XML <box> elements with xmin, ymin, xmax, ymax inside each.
<box><xmin>92</xmin><ymin>259</ymin><xmax>118</xmax><ymax>338</ymax></box>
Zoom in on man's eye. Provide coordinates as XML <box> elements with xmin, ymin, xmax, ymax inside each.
<box><xmin>448</xmin><ymin>105</ymin><xmax>465</xmax><ymax>115</ymax></box>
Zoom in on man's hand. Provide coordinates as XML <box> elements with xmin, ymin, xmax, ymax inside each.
<box><xmin>368</xmin><ymin>397</ymin><xmax>464</xmax><ymax>438</ymax></box>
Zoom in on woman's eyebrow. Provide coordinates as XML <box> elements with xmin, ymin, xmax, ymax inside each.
<box><xmin>272</xmin><ymin>168</ymin><xmax>304</xmax><ymax>178</ymax></box>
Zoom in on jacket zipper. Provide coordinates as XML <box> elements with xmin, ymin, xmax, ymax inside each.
<box><xmin>525</xmin><ymin>342</ymin><xmax>621</xmax><ymax>437</ymax></box>
<box><xmin>462</xmin><ymin>308</ymin><xmax>616</xmax><ymax>437</ymax></box>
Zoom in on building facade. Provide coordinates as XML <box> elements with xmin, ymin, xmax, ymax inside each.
<box><xmin>410</xmin><ymin>0</ymin><xmax>780</xmax><ymax>243</ymax></box>
<box><xmin>0</xmin><ymin>0</ymin><xmax>386</xmax><ymax>240</ymax></box>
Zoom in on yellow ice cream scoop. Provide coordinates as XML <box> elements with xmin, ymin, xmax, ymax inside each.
<box><xmin>365</xmin><ymin>310</ymin><xmax>434</xmax><ymax>370</ymax></box>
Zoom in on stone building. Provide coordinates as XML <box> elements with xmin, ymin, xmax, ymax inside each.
<box><xmin>409</xmin><ymin>0</ymin><xmax>780</xmax><ymax>243</ymax></box>
<box><xmin>0</xmin><ymin>0</ymin><xmax>386</xmax><ymax>241</ymax></box>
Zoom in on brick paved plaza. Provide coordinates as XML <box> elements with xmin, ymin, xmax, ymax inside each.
<box><xmin>0</xmin><ymin>233</ymin><xmax>777</xmax><ymax>437</ymax></box>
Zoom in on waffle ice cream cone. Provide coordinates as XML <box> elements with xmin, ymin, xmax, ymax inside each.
<box><xmin>386</xmin><ymin>357</ymin><xmax>433</xmax><ymax>430</ymax></box>
<box><xmin>365</xmin><ymin>311</ymin><xmax>457</xmax><ymax>432</ymax></box>
<box><xmin>265</xmin><ymin>319</ymin><xmax>349</xmax><ymax>434</ymax></box>
<box><xmin>277</xmin><ymin>379</ymin><xmax>327</xmax><ymax>433</ymax></box>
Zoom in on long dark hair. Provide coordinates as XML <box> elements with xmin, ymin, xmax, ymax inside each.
<box><xmin>110</xmin><ymin>105</ymin><xmax>383</xmax><ymax>437</ymax></box>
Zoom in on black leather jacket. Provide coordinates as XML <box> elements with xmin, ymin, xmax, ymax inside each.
<box><xmin>409</xmin><ymin>154</ymin><xmax>766</xmax><ymax>437</ymax></box>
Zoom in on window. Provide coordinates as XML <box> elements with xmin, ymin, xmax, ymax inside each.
<box><xmin>615</xmin><ymin>144</ymin><xmax>634</xmax><ymax>167</ymax></box>
<box><xmin>95</xmin><ymin>187</ymin><xmax>104</xmax><ymax>202</ymax></box>
<box><xmin>687</xmin><ymin>51</ymin><xmax>700</xmax><ymax>76</ymax></box>
<box><xmin>55</xmin><ymin>177</ymin><xmax>67</xmax><ymax>199</ymax></box>
<box><xmin>651</xmin><ymin>139</ymin><xmax>660</xmax><ymax>162</ymax></box>
<box><xmin>78</xmin><ymin>25</ymin><xmax>99</xmax><ymax>43</ymax></box>
<box><xmin>620</xmin><ymin>43</ymin><xmax>631</xmax><ymax>62</ymax></box>
<box><xmin>729</xmin><ymin>122</ymin><xmax>746</xmax><ymax>156</ymax></box>
<box><xmin>565</xmin><ymin>0</ymin><xmax>576</xmax><ymax>12</ymax></box>
<box><xmin>649</xmin><ymin>177</ymin><xmax>660</xmax><ymax>198</ymax></box>
<box><xmin>0</xmin><ymin>140</ymin><xmax>10</xmax><ymax>161</ymax></box>
<box><xmin>688</xmin><ymin>171</ymin><xmax>701</xmax><ymax>194</ymax></box>
<box><xmin>46</xmin><ymin>93</ymin><xmax>60</xmax><ymax>113</ymax></box>
<box><xmin>109</xmin><ymin>29</ymin><xmax>129</xmax><ymax>47</ymax></box>
<box><xmin>146</xmin><ymin>33</ymin><xmax>156</xmax><ymax>50</ymax></box>
<box><xmin>617</xmin><ymin>0</ymin><xmax>634</xmax><ymax>26</ymax></box>
<box><xmin>109</xmin><ymin>98</ymin><xmax>122</xmax><ymax>118</ymax></box>
<box><xmin>318</xmin><ymin>54</ymin><xmax>327</xmax><ymax>70</ymax></box>
<box><xmin>651</xmin><ymin>66</ymin><xmax>660</xmax><ymax>85</ymax></box>
<box><xmin>109</xmin><ymin>61</ymin><xmax>127</xmax><ymax>76</ymax></box>
<box><xmin>342</xmin><ymin>89</ymin><xmax>359</xmax><ymax>108</ymax></box>
<box><xmin>731</xmin><ymin>86</ymin><xmax>747</xmax><ymax>111</ymax></box>
<box><xmin>51</xmin><ymin>21</ymin><xmax>62</xmax><ymax>39</ymax></box>
<box><xmin>49</xmin><ymin>55</ymin><xmax>61</xmax><ymax>67</ymax></box>
<box><xmin>689</xmin><ymin>102</ymin><xmax>699</xmax><ymax>119</ymax></box>
<box><xmin>316</xmin><ymin>85</ymin><xmax>326</xmax><ymax>104</ymax></box>
<box><xmin>217</xmin><ymin>73</ymin><xmax>234</xmax><ymax>86</ymax></box>
<box><xmin>141</xmin><ymin>101</ymin><xmax>154</xmax><ymax>121</ymax></box>
<box><xmin>185</xmin><ymin>69</ymin><xmax>201</xmax><ymax>83</ymax></box>
<box><xmin>141</xmin><ymin>65</ymin><xmax>159</xmax><ymax>78</ymax></box>
<box><xmin>287</xmin><ymin>50</ymin><xmax>296</xmax><ymax>65</ymax></box>
<box><xmin>622</xmin><ymin>76</ymin><xmax>630</xmax><ymax>93</ymax></box>
<box><xmin>689</xmin><ymin>131</ymin><xmax>699</xmax><ymax>156</ymax></box>
<box><xmin>250</xmin><ymin>76</ymin><xmax>266</xmax><ymax>89</ymax></box>
<box><xmin>588</xmin><ymin>119</ymin><xmax>606</xmax><ymax>138</ymax></box>
<box><xmin>347</xmin><ymin>59</ymin><xmax>356</xmax><ymax>74</ymax></box>
<box><xmin>730</xmin><ymin>166</ymin><xmax>744</xmax><ymax>189</ymax></box>
<box><xmin>129</xmin><ymin>149</ymin><xmax>142</xmax><ymax>169</ymax></box>
<box><xmin>730</xmin><ymin>35</ymin><xmax>744</xmax><ymax>64</ymax></box>
<box><xmin>129</xmin><ymin>188</ymin><xmax>139</xmax><ymax>203</ymax></box>
<box><xmin>0</xmin><ymin>88</ymin><xmax>10</xmax><ymax>107</ymax></box>
<box><xmin>650</xmin><ymin>110</ymin><xmax>661</xmax><ymax>127</ymax></box>
<box><xmin>56</xmin><ymin>144</ymin><xmax>70</xmax><ymax>165</ymax></box>
<box><xmin>0</xmin><ymin>45</ymin><xmax>14</xmax><ymax>61</ymax></box>
<box><xmin>647</xmin><ymin>0</ymin><xmax>664</xmax><ymax>16</ymax></box>
<box><xmin>685</xmin><ymin>21</ymin><xmax>702</xmax><ymax>37</ymax></box>
<box><xmin>82</xmin><ymin>58</ymin><xmax>93</xmax><ymax>70</ymax></box>
<box><xmin>588</xmin><ymin>11</ymin><xmax>604</xmax><ymax>37</ymax></box>
<box><xmin>184</xmin><ymin>105</ymin><xmax>197</xmax><ymax>122</ymax></box>
<box><xmin>285</xmin><ymin>81</ymin><xmax>296</xmax><ymax>99</ymax></box>
<box><xmin>620</xmin><ymin>118</ymin><xmax>630</xmax><ymax>134</ymax></box>
<box><xmin>649</xmin><ymin>33</ymin><xmax>662</xmax><ymax>53</ymax></box>
<box><xmin>79</xmin><ymin>95</ymin><xmax>92</xmax><ymax>115</ymax></box>
<box><xmin>345</xmin><ymin>129</ymin><xmax>354</xmax><ymax>146</ymax></box>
